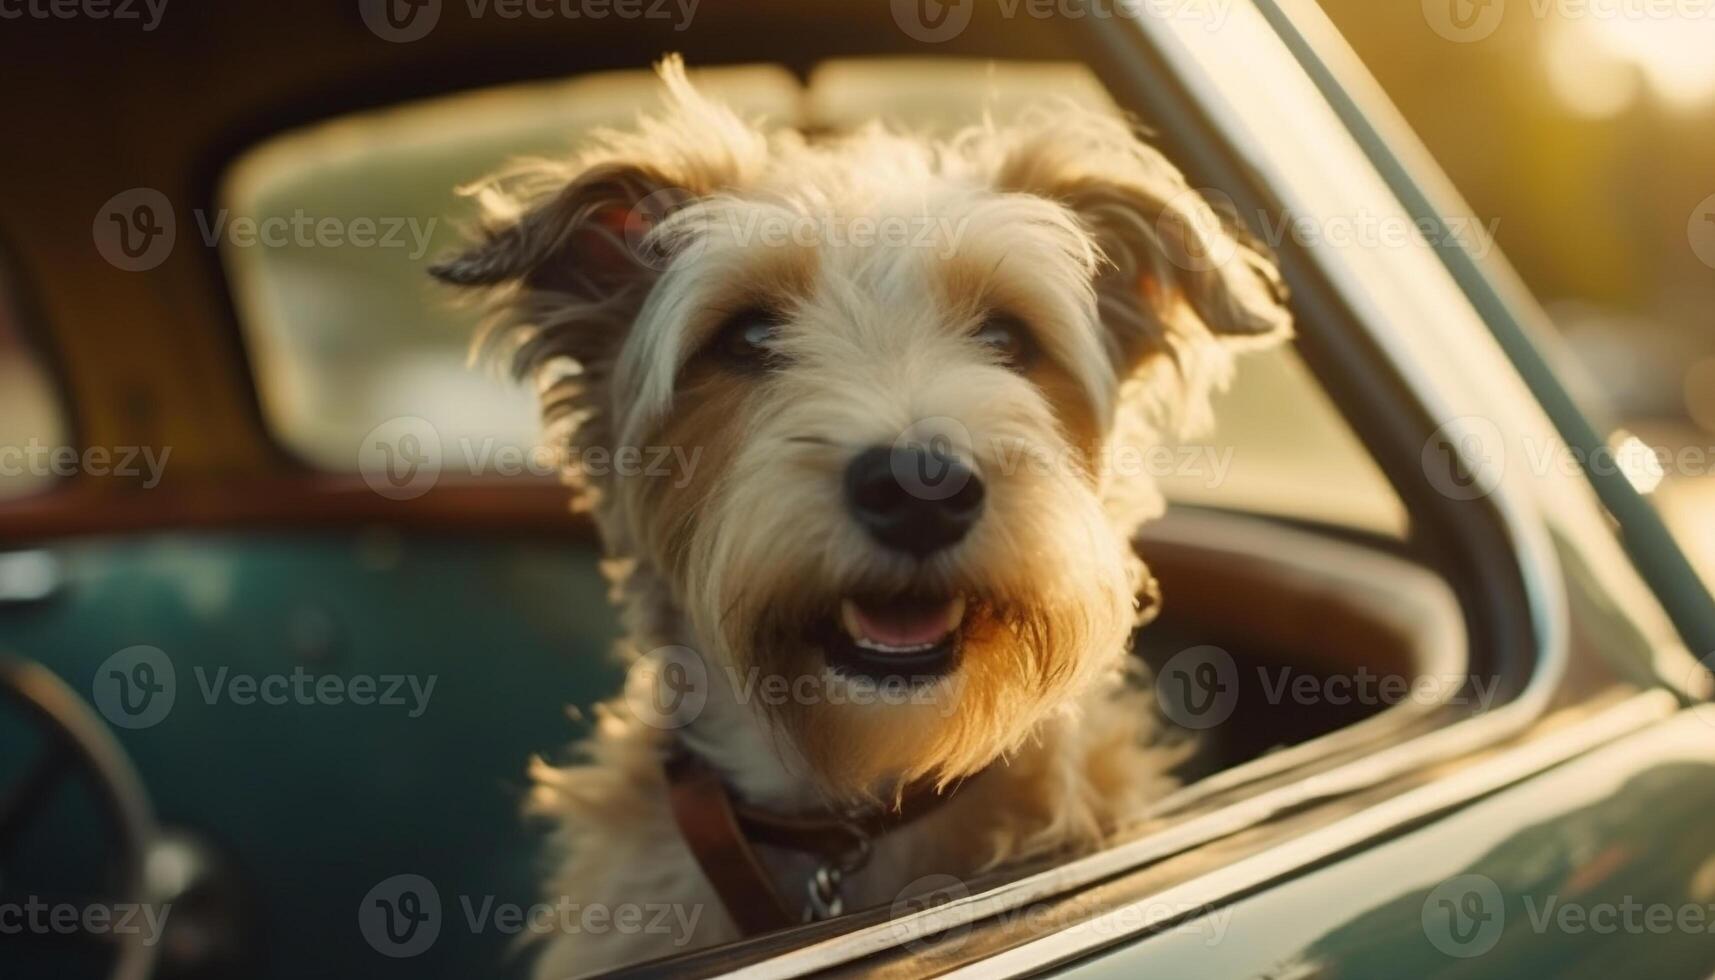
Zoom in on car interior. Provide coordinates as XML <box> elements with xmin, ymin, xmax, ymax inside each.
<box><xmin>0</xmin><ymin>11</ymin><xmax>1493</xmax><ymax>979</ymax></box>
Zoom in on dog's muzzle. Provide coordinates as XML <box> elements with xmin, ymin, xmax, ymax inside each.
<box><xmin>843</xmin><ymin>444</ymin><xmax>985</xmax><ymax>558</ymax></box>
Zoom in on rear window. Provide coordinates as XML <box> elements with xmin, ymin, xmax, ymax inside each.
<box><xmin>219</xmin><ymin>66</ymin><xmax>799</xmax><ymax>479</ymax></box>
<box><xmin>0</xmin><ymin>268</ymin><xmax>67</xmax><ymax>502</ymax></box>
<box><xmin>219</xmin><ymin>61</ymin><xmax>1403</xmax><ymax>535</ymax></box>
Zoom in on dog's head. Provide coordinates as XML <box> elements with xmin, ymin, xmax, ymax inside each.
<box><xmin>434</xmin><ymin>58</ymin><xmax>1290</xmax><ymax>801</ymax></box>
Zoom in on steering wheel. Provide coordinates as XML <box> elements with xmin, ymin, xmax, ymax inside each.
<box><xmin>0</xmin><ymin>656</ymin><xmax>160</xmax><ymax>980</ymax></box>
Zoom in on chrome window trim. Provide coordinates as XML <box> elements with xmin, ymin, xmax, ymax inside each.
<box><xmin>715</xmin><ymin>1</ymin><xmax>1631</xmax><ymax>974</ymax></box>
<box><xmin>943</xmin><ymin>691</ymin><xmax>1679</xmax><ymax>978</ymax></box>
<box><xmin>729</xmin><ymin>692</ymin><xmax>1676</xmax><ymax>980</ymax></box>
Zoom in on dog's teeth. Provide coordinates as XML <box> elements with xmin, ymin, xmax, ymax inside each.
<box><xmin>840</xmin><ymin>599</ymin><xmax>865</xmax><ymax>641</ymax></box>
<box><xmin>837</xmin><ymin>595</ymin><xmax>965</xmax><ymax>655</ymax></box>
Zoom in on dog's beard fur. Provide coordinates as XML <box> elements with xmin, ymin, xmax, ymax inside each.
<box><xmin>434</xmin><ymin>56</ymin><xmax>1291</xmax><ymax>812</ymax></box>
<box><xmin>678</xmin><ymin>384</ymin><xmax>1141</xmax><ymax>802</ymax></box>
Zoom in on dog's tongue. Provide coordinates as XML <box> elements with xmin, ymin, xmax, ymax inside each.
<box><xmin>841</xmin><ymin>596</ymin><xmax>966</xmax><ymax>651</ymax></box>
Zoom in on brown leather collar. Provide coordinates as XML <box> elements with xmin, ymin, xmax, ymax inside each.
<box><xmin>663</xmin><ymin>746</ymin><xmax>960</xmax><ymax>935</ymax></box>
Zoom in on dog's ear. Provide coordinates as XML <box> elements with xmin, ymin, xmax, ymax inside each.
<box><xmin>430</xmin><ymin>55</ymin><xmax>753</xmax><ymax>304</ymax></box>
<box><xmin>997</xmin><ymin>112</ymin><xmax>1291</xmax><ymax>426</ymax></box>
<box><xmin>1056</xmin><ymin>175</ymin><xmax>1291</xmax><ymax>367</ymax></box>
<box><xmin>429</xmin><ymin>163</ymin><xmax>685</xmax><ymax>298</ymax></box>
<box><xmin>428</xmin><ymin>159</ymin><xmax>707</xmax><ymax>402</ymax></box>
<box><xmin>428</xmin><ymin>161</ymin><xmax>701</xmax><ymax>528</ymax></box>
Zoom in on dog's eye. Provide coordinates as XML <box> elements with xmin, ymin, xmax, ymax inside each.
<box><xmin>973</xmin><ymin>314</ymin><xmax>1036</xmax><ymax>370</ymax></box>
<box><xmin>710</xmin><ymin>307</ymin><xmax>786</xmax><ymax>370</ymax></box>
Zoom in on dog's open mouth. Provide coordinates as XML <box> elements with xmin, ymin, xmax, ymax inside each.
<box><xmin>818</xmin><ymin>595</ymin><xmax>966</xmax><ymax>682</ymax></box>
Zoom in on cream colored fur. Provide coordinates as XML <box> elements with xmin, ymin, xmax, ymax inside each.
<box><xmin>432</xmin><ymin>56</ymin><xmax>1291</xmax><ymax>978</ymax></box>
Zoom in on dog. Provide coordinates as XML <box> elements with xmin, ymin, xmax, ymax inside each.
<box><xmin>430</xmin><ymin>56</ymin><xmax>1290</xmax><ymax>977</ymax></box>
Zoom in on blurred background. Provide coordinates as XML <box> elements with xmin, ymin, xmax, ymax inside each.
<box><xmin>0</xmin><ymin>3</ymin><xmax>1709</xmax><ymax>574</ymax></box>
<box><xmin>1317</xmin><ymin>0</ymin><xmax>1715</xmax><ymax>585</ymax></box>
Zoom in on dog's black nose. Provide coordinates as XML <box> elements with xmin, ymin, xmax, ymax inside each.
<box><xmin>843</xmin><ymin>445</ymin><xmax>985</xmax><ymax>557</ymax></box>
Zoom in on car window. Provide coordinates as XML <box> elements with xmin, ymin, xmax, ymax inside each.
<box><xmin>218</xmin><ymin>61</ymin><xmax>1404</xmax><ymax>537</ymax></box>
<box><xmin>220</xmin><ymin>65</ymin><xmax>801</xmax><ymax>481</ymax></box>
<box><xmin>0</xmin><ymin>269</ymin><xmax>66</xmax><ymax>502</ymax></box>
<box><xmin>1316</xmin><ymin>1</ymin><xmax>1715</xmax><ymax>591</ymax></box>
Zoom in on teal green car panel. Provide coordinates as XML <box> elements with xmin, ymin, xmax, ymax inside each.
<box><xmin>0</xmin><ymin>531</ymin><xmax>624</xmax><ymax>979</ymax></box>
<box><xmin>1055</xmin><ymin>711</ymin><xmax>1715</xmax><ymax>979</ymax></box>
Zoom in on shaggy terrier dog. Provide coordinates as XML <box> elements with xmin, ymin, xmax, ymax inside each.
<box><xmin>432</xmin><ymin>57</ymin><xmax>1290</xmax><ymax>977</ymax></box>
